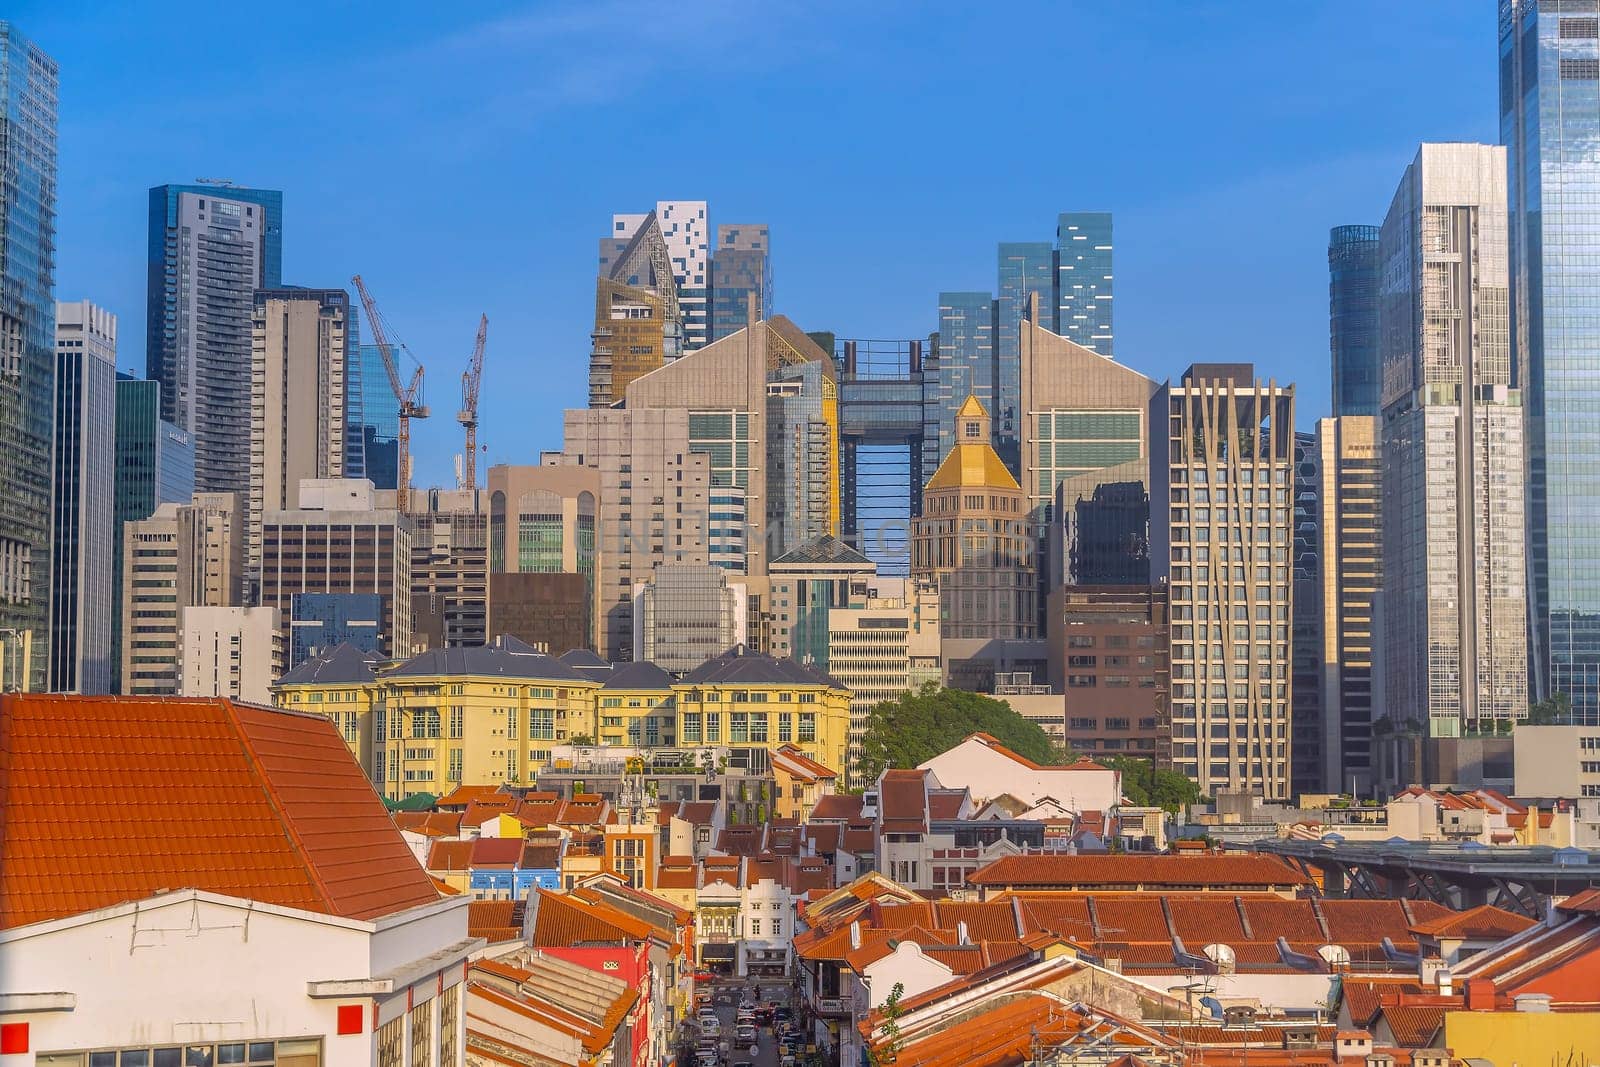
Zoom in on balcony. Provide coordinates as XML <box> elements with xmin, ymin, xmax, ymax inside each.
<box><xmin>814</xmin><ymin>997</ymin><xmax>850</xmax><ymax>1017</ymax></box>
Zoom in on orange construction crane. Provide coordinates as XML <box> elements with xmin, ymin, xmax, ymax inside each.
<box><xmin>351</xmin><ymin>274</ymin><xmax>428</xmax><ymax>511</ymax></box>
<box><xmin>457</xmin><ymin>314</ymin><xmax>487</xmax><ymax>490</ymax></box>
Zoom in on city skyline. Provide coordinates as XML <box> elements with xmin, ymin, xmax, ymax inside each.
<box><xmin>30</xmin><ymin>1</ymin><xmax>1496</xmax><ymax>487</ymax></box>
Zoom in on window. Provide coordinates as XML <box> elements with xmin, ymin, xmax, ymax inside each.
<box><xmin>530</xmin><ymin>708</ymin><xmax>555</xmax><ymax>740</ymax></box>
<box><xmin>448</xmin><ymin>748</ymin><xmax>463</xmax><ymax>782</ymax></box>
<box><xmin>410</xmin><ymin>1004</ymin><xmax>432</xmax><ymax>1067</ymax></box>
<box><xmin>412</xmin><ymin>708</ymin><xmax>440</xmax><ymax>739</ymax></box>
<box><xmin>778</xmin><ymin>712</ymin><xmax>792</xmax><ymax>742</ymax></box>
<box><xmin>750</xmin><ymin>918</ymin><xmax>762</xmax><ymax>936</ymax></box>
<box><xmin>771</xmin><ymin>918</ymin><xmax>783</xmax><ymax>937</ymax></box>
<box><xmin>798</xmin><ymin>712</ymin><xmax>816</xmax><ymax>742</ymax></box>
<box><xmin>449</xmin><ymin>707</ymin><xmax>463</xmax><ymax>738</ymax></box>
<box><xmin>507</xmin><ymin>708</ymin><xmax>518</xmax><ymax>739</ymax></box>
<box><xmin>439</xmin><ymin>985</ymin><xmax>460</xmax><ymax>1067</ymax></box>
<box><xmin>682</xmin><ymin>713</ymin><xmax>702</xmax><ymax>743</ymax></box>
<box><xmin>55</xmin><ymin>1043</ymin><xmax>320</xmax><ymax>1067</ymax></box>
<box><xmin>707</xmin><ymin>713</ymin><xmax>722</xmax><ymax>742</ymax></box>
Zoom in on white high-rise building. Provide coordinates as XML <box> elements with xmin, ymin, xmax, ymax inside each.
<box><xmin>179</xmin><ymin>604</ymin><xmax>283</xmax><ymax>704</ymax></box>
<box><xmin>1151</xmin><ymin>364</ymin><xmax>1296</xmax><ymax>800</ymax></box>
<box><xmin>50</xmin><ymin>300</ymin><xmax>118</xmax><ymax>693</ymax></box>
<box><xmin>1379</xmin><ymin>143</ymin><xmax>1527</xmax><ymax>737</ymax></box>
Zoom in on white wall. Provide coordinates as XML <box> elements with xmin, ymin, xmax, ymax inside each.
<box><xmin>1</xmin><ymin>891</ymin><xmax>469</xmax><ymax>1067</ymax></box>
<box><xmin>860</xmin><ymin>941</ymin><xmax>955</xmax><ymax>1007</ymax></box>
<box><xmin>178</xmin><ymin>605</ymin><xmax>280</xmax><ymax>704</ymax></box>
<box><xmin>920</xmin><ymin>737</ymin><xmax>1120</xmax><ymax>811</ymax></box>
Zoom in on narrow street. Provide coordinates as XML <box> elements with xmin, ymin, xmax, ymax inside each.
<box><xmin>679</xmin><ymin>977</ymin><xmax>805</xmax><ymax>1067</ymax></box>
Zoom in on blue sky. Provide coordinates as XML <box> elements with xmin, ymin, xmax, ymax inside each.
<box><xmin>25</xmin><ymin>1</ymin><xmax>1494</xmax><ymax>488</ymax></box>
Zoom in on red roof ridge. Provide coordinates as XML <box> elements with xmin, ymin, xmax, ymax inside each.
<box><xmin>222</xmin><ymin>698</ymin><xmax>342</xmax><ymax>916</ymax></box>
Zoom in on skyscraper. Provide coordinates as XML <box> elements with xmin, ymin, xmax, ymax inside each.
<box><xmin>928</xmin><ymin>292</ymin><xmax>1001</xmax><ymax>480</ymax></box>
<box><xmin>599</xmin><ymin>200</ymin><xmax>708</xmax><ymax>351</ymax></box>
<box><xmin>997</xmin><ymin>241</ymin><xmax>1054</xmax><ymax>366</ymax></box>
<box><xmin>710</xmin><ymin>223</ymin><xmax>772</xmax><ymax>342</ymax></box>
<box><xmin>146</xmin><ymin>182</ymin><xmax>283</xmax><ymax>493</ymax></box>
<box><xmin>349</xmin><ymin>343</ymin><xmax>399</xmax><ymax>490</ymax></box>
<box><xmin>1379</xmin><ymin>143</ymin><xmax>1527</xmax><ymax>737</ymax></box>
<box><xmin>111</xmin><ymin>375</ymin><xmax>195</xmax><ymax>692</ymax></box>
<box><xmin>0</xmin><ymin>23</ymin><xmax>57</xmax><ymax>692</ymax></box>
<box><xmin>1290</xmin><ymin>432</ymin><xmax>1322</xmax><ymax>796</ymax></box>
<box><xmin>1501</xmin><ymin>0</ymin><xmax>1600</xmax><ymax>720</ymax></box>
<box><xmin>1329</xmin><ymin>225</ymin><xmax>1382</xmax><ymax>417</ymax></box>
<box><xmin>1312</xmin><ymin>416</ymin><xmax>1383</xmax><ymax>794</ymax></box>
<box><xmin>50</xmin><ymin>302</ymin><xmax>118</xmax><ymax>693</ymax></box>
<box><xmin>1151</xmin><ymin>364</ymin><xmax>1295</xmax><ymax>799</ymax></box>
<box><xmin>248</xmin><ymin>287</ymin><xmax>353</xmax><ymax>578</ymax></box>
<box><xmin>1055</xmin><ymin>212</ymin><xmax>1114</xmax><ymax>356</ymax></box>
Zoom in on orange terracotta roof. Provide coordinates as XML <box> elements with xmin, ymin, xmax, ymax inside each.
<box><xmin>438</xmin><ymin>783</ymin><xmax>506</xmax><ymax>809</ymax></box>
<box><xmin>1340</xmin><ymin>979</ymin><xmax>1424</xmax><ymax>1028</ymax></box>
<box><xmin>530</xmin><ymin>888</ymin><xmax>658</xmax><ymax>946</ymax></box>
<box><xmin>468</xmin><ymin>899</ymin><xmax>525</xmax><ymax>942</ymax></box>
<box><xmin>959</xmin><ymin>732</ymin><xmax>1112</xmax><ymax>772</ymax></box>
<box><xmin>968</xmin><ymin>853</ymin><xmax>1310</xmax><ymax>888</ymax></box>
<box><xmin>771</xmin><ymin>743</ymin><xmax>838</xmax><ymax>780</ymax></box>
<box><xmin>1409</xmin><ymin>903</ymin><xmax>1535</xmax><ymax>940</ymax></box>
<box><xmin>876</xmin><ymin>990</ymin><xmax>1160</xmax><ymax>1067</ymax></box>
<box><xmin>394</xmin><ymin>810</ymin><xmax>464</xmax><ymax>837</ymax></box>
<box><xmin>1375</xmin><ymin>1004</ymin><xmax>1445</xmax><ymax>1049</ymax></box>
<box><xmin>1558</xmin><ymin>887</ymin><xmax>1600</xmax><ymax>914</ymax></box>
<box><xmin>0</xmin><ymin>694</ymin><xmax>440</xmax><ymax>929</ymax></box>
<box><xmin>430</xmin><ymin>875</ymin><xmax>462</xmax><ymax>896</ymax></box>
<box><xmin>427</xmin><ymin>839</ymin><xmax>475</xmax><ymax>872</ymax></box>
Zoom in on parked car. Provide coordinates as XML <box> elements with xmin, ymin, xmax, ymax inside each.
<box><xmin>735</xmin><ymin>1025</ymin><xmax>758</xmax><ymax>1047</ymax></box>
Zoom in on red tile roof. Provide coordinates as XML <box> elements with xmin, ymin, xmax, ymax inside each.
<box><xmin>927</xmin><ymin>789</ymin><xmax>968</xmax><ymax>820</ymax></box>
<box><xmin>879</xmin><ymin>768</ymin><xmax>929</xmax><ymax>833</ymax></box>
<box><xmin>810</xmin><ymin>793</ymin><xmax>866</xmax><ymax>821</ymax></box>
<box><xmin>771</xmin><ymin>743</ymin><xmax>838</xmax><ymax>780</ymax></box>
<box><xmin>438</xmin><ymin>784</ymin><xmax>507</xmax><ymax>810</ymax></box>
<box><xmin>468</xmin><ymin>899</ymin><xmax>525</xmax><ymax>942</ymax></box>
<box><xmin>958</xmin><ymin>733</ymin><xmax>1112</xmax><ymax>772</ymax></box>
<box><xmin>1376</xmin><ymin>1004</ymin><xmax>1445</xmax><ymax>1048</ymax></box>
<box><xmin>471</xmin><ymin>836</ymin><xmax>526</xmax><ymax>868</ymax></box>
<box><xmin>1339</xmin><ymin>979</ymin><xmax>1424</xmax><ymax>1028</ymax></box>
<box><xmin>0</xmin><ymin>694</ymin><xmax>441</xmax><ymax>929</ymax></box>
<box><xmin>1408</xmin><ymin>904</ymin><xmax>1535</xmax><ymax>940</ymax></box>
<box><xmin>968</xmin><ymin>853</ymin><xmax>1310</xmax><ymax>889</ymax></box>
<box><xmin>530</xmin><ymin>888</ymin><xmax>658</xmax><ymax>946</ymax></box>
<box><xmin>427</xmin><ymin>839</ymin><xmax>474</xmax><ymax>872</ymax></box>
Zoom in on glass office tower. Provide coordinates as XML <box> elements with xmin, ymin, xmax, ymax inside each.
<box><xmin>0</xmin><ymin>23</ymin><xmax>58</xmax><ymax>692</ymax></box>
<box><xmin>1502</xmin><ymin>0</ymin><xmax>1600</xmax><ymax>720</ymax></box>
<box><xmin>1056</xmin><ymin>212</ymin><xmax>1114</xmax><ymax>356</ymax></box>
<box><xmin>928</xmin><ymin>292</ymin><xmax>1002</xmax><ymax>480</ymax></box>
<box><xmin>710</xmin><ymin>224</ymin><xmax>772</xmax><ymax>342</ymax></box>
<box><xmin>1328</xmin><ymin>225</ymin><xmax>1382</xmax><ymax>417</ymax></box>
<box><xmin>349</xmin><ymin>344</ymin><xmax>399</xmax><ymax>491</ymax></box>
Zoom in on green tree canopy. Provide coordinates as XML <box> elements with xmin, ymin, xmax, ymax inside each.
<box><xmin>1093</xmin><ymin>755</ymin><xmax>1202</xmax><ymax>814</ymax></box>
<box><xmin>856</xmin><ymin>683</ymin><xmax>1055</xmax><ymax>783</ymax></box>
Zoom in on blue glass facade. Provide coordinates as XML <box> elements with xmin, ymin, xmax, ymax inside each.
<box><xmin>0</xmin><ymin>23</ymin><xmax>57</xmax><ymax>692</ymax></box>
<box><xmin>928</xmin><ymin>292</ymin><xmax>1001</xmax><ymax>481</ymax></box>
<box><xmin>289</xmin><ymin>592</ymin><xmax>382</xmax><ymax>669</ymax></box>
<box><xmin>1328</xmin><ymin>225</ymin><xmax>1382</xmax><ymax>416</ymax></box>
<box><xmin>1502</xmin><ymin>0</ymin><xmax>1600</xmax><ymax>719</ymax></box>
<box><xmin>710</xmin><ymin>224</ymin><xmax>772</xmax><ymax>342</ymax></box>
<box><xmin>1056</xmin><ymin>212</ymin><xmax>1114</xmax><ymax>356</ymax></box>
<box><xmin>349</xmin><ymin>344</ymin><xmax>399</xmax><ymax>490</ymax></box>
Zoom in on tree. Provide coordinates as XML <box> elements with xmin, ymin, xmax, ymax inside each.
<box><xmin>1097</xmin><ymin>756</ymin><xmax>1203</xmax><ymax>815</ymax></box>
<box><xmin>867</xmin><ymin>982</ymin><xmax>907</xmax><ymax>1066</ymax></box>
<box><xmin>856</xmin><ymin>683</ymin><xmax>1055</xmax><ymax>782</ymax></box>
<box><xmin>1527</xmin><ymin>692</ymin><xmax>1573</xmax><ymax>725</ymax></box>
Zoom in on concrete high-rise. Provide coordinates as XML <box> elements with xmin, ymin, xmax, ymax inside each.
<box><xmin>1055</xmin><ymin>212</ymin><xmax>1114</xmax><ymax>357</ymax></box>
<box><xmin>249</xmin><ymin>287</ymin><xmax>353</xmax><ymax>578</ymax></box>
<box><xmin>487</xmin><ymin>463</ymin><xmax>601</xmax><ymax>648</ymax></box>
<box><xmin>710</xmin><ymin>224</ymin><xmax>772</xmax><ymax>343</ymax></box>
<box><xmin>120</xmin><ymin>492</ymin><xmax>245</xmax><ymax>696</ymax></box>
<box><xmin>146</xmin><ymin>182</ymin><xmax>282</xmax><ymax>493</ymax></box>
<box><xmin>1312</xmin><ymin>416</ymin><xmax>1383</xmax><ymax>794</ymax></box>
<box><xmin>1151</xmin><ymin>364</ymin><xmax>1295</xmax><ymax>799</ymax></box>
<box><xmin>1329</xmin><ymin>225</ymin><xmax>1382</xmax><ymax>417</ymax></box>
<box><xmin>0</xmin><ymin>24</ymin><xmax>57</xmax><ymax>692</ymax></box>
<box><xmin>259</xmin><ymin>479</ymin><xmax>413</xmax><ymax>660</ymax></box>
<box><xmin>598</xmin><ymin>201</ymin><xmax>707</xmax><ymax>357</ymax></box>
<box><xmin>1379</xmin><ymin>143</ymin><xmax>1527</xmax><ymax>737</ymax></box>
<box><xmin>1502</xmin><ymin>1</ymin><xmax>1600</xmax><ymax>720</ymax></box>
<box><xmin>408</xmin><ymin>487</ymin><xmax>488</xmax><ymax>653</ymax></box>
<box><xmin>178</xmin><ymin>605</ymin><xmax>283</xmax><ymax>703</ymax></box>
<box><xmin>634</xmin><ymin>564</ymin><xmax>747</xmax><ymax>675</ymax></box>
<box><xmin>50</xmin><ymin>302</ymin><xmax>117</xmax><ymax>693</ymax></box>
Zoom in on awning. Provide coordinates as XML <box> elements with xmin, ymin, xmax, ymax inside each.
<box><xmin>701</xmin><ymin>943</ymin><xmax>736</xmax><ymax>961</ymax></box>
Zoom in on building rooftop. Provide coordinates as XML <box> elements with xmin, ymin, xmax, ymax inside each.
<box><xmin>388</xmin><ymin>634</ymin><xmax>590</xmax><ymax>682</ymax></box>
<box><xmin>966</xmin><ymin>853</ymin><xmax>1312</xmax><ymax>890</ymax></box>
<box><xmin>600</xmin><ymin>660</ymin><xmax>676</xmax><ymax>690</ymax></box>
<box><xmin>769</xmin><ymin>533</ymin><xmax>875</xmax><ymax>568</ymax></box>
<box><xmin>274</xmin><ymin>641</ymin><xmax>380</xmax><ymax>686</ymax></box>
<box><xmin>0</xmin><ymin>694</ymin><xmax>441</xmax><ymax>929</ymax></box>
<box><xmin>679</xmin><ymin>643</ymin><xmax>845</xmax><ymax>689</ymax></box>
